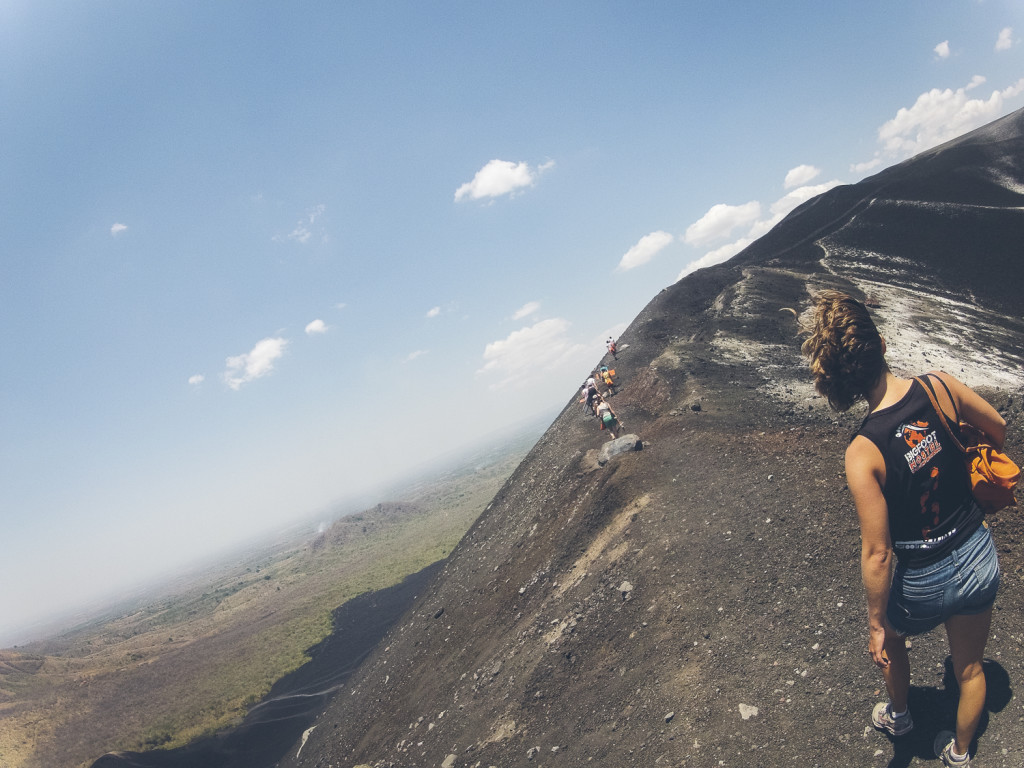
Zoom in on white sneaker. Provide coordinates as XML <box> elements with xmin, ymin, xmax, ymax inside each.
<box><xmin>870</xmin><ymin>702</ymin><xmax>913</xmax><ymax>736</ymax></box>
<box><xmin>933</xmin><ymin>730</ymin><xmax>970</xmax><ymax>766</ymax></box>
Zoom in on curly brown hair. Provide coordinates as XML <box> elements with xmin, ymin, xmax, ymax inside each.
<box><xmin>800</xmin><ymin>290</ymin><xmax>887</xmax><ymax>411</ymax></box>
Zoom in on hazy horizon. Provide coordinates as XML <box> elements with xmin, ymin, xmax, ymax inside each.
<box><xmin>0</xmin><ymin>411</ymin><xmax>551</xmax><ymax>647</ymax></box>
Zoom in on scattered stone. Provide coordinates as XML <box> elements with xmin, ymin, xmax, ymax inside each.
<box><xmin>442</xmin><ymin>754</ymin><xmax>457</xmax><ymax>768</ymax></box>
<box><xmin>738</xmin><ymin>703</ymin><xmax>759</xmax><ymax>720</ymax></box>
<box><xmin>691</xmin><ymin>402</ymin><xmax>702</xmax><ymax>412</ymax></box>
<box><xmin>527</xmin><ymin>746</ymin><xmax>540</xmax><ymax>759</ymax></box>
<box><xmin>664</xmin><ymin>711</ymin><xmax>675</xmax><ymax>723</ymax></box>
<box><xmin>618</xmin><ymin>581</ymin><xmax>634</xmax><ymax>599</ymax></box>
<box><xmin>490</xmin><ymin>661</ymin><xmax>503</xmax><ymax>677</ymax></box>
<box><xmin>433</xmin><ymin>607</ymin><xmax>445</xmax><ymax>619</ymax></box>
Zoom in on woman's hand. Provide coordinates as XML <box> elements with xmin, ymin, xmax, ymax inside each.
<box><xmin>869</xmin><ymin>624</ymin><xmax>890</xmax><ymax>668</ymax></box>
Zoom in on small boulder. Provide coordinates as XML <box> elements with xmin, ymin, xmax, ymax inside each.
<box><xmin>597</xmin><ymin>434</ymin><xmax>643</xmax><ymax>465</ymax></box>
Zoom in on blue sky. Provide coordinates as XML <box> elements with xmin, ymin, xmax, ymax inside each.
<box><xmin>2</xmin><ymin>1</ymin><xmax>1022</xmax><ymax>643</ymax></box>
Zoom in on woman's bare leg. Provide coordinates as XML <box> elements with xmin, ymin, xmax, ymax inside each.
<box><xmin>881</xmin><ymin>631</ymin><xmax>910</xmax><ymax>713</ymax></box>
<box><xmin>945</xmin><ymin>608</ymin><xmax>993</xmax><ymax>755</ymax></box>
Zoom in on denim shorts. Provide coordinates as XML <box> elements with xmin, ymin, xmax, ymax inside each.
<box><xmin>887</xmin><ymin>522</ymin><xmax>1000</xmax><ymax>637</ymax></box>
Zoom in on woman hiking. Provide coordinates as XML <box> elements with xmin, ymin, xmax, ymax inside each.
<box><xmin>594</xmin><ymin>394</ymin><xmax>621</xmax><ymax>439</ymax></box>
<box><xmin>801</xmin><ymin>291</ymin><xmax>1006</xmax><ymax>766</ymax></box>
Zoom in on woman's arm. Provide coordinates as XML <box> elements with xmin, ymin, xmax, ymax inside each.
<box><xmin>932</xmin><ymin>371</ymin><xmax>1006</xmax><ymax>448</ymax></box>
<box><xmin>846</xmin><ymin>435</ymin><xmax>894</xmax><ymax>668</ymax></box>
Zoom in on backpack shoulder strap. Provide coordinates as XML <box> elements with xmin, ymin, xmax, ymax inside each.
<box><xmin>915</xmin><ymin>376</ymin><xmax>966</xmax><ymax>454</ymax></box>
<box><xmin>928</xmin><ymin>373</ymin><xmax>961</xmax><ymax>423</ymax></box>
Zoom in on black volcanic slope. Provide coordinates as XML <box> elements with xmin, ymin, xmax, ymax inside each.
<box><xmin>104</xmin><ymin>109</ymin><xmax>1024</xmax><ymax>768</ymax></box>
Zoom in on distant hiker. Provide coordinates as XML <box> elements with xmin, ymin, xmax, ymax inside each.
<box><xmin>599</xmin><ymin>365</ymin><xmax>617</xmax><ymax>396</ymax></box>
<box><xmin>594</xmin><ymin>395</ymin><xmax>621</xmax><ymax>439</ymax></box>
<box><xmin>607</xmin><ymin>337</ymin><xmax>618</xmax><ymax>359</ymax></box>
<box><xmin>801</xmin><ymin>291</ymin><xmax>1008</xmax><ymax>767</ymax></box>
<box><xmin>580</xmin><ymin>381</ymin><xmax>599</xmax><ymax>415</ymax></box>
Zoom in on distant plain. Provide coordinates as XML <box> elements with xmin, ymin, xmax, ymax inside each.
<box><xmin>0</xmin><ymin>431</ymin><xmax>537</xmax><ymax>768</ymax></box>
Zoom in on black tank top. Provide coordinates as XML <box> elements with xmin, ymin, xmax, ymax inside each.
<box><xmin>856</xmin><ymin>377</ymin><xmax>982</xmax><ymax>567</ymax></box>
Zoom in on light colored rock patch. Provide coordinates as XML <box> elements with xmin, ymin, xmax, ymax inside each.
<box><xmin>651</xmin><ymin>345</ymin><xmax>683</xmax><ymax>370</ymax></box>
<box><xmin>709</xmin><ymin>334</ymin><xmax>789</xmax><ymax>364</ymax></box>
<box><xmin>295</xmin><ymin>725</ymin><xmax>317</xmax><ymax>758</ymax></box>
<box><xmin>821</xmin><ymin>251</ymin><xmax>1024</xmax><ymax>390</ymax></box>
<box><xmin>552</xmin><ymin>495</ymin><xmax>649</xmax><ymax>600</ymax></box>
<box><xmin>482</xmin><ymin>718</ymin><xmax>517</xmax><ymax>745</ymax></box>
<box><xmin>987</xmin><ymin>168</ymin><xmax>1024</xmax><ymax>196</ymax></box>
<box><xmin>709</xmin><ymin>333</ymin><xmax>818</xmax><ymax>406</ymax></box>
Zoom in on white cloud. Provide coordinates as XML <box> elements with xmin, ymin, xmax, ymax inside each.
<box><xmin>405</xmin><ymin>349</ymin><xmax>428</xmax><ymax>362</ymax></box>
<box><xmin>110</xmin><ymin>223</ymin><xmax>127</xmax><ymax>236</ymax></box>
<box><xmin>305</xmin><ymin>319</ymin><xmax>327</xmax><ymax>335</ymax></box>
<box><xmin>223</xmin><ymin>337</ymin><xmax>288</xmax><ymax>390</ymax></box>
<box><xmin>454</xmin><ymin>159</ymin><xmax>552</xmax><ymax>202</ymax></box>
<box><xmin>288</xmin><ymin>224</ymin><xmax>312</xmax><ymax>243</ymax></box>
<box><xmin>784</xmin><ymin>164</ymin><xmax>820</xmax><ymax>189</ymax></box>
<box><xmin>996</xmin><ymin>27</ymin><xmax>1013</xmax><ymax>52</ymax></box>
<box><xmin>677</xmin><ymin>178</ymin><xmax>841</xmax><ymax>281</ymax></box>
<box><xmin>276</xmin><ymin>204</ymin><xmax>326</xmax><ymax>244</ymax></box>
<box><xmin>677</xmin><ymin>239</ymin><xmax>753</xmax><ymax>281</ymax></box>
<box><xmin>934</xmin><ymin>40</ymin><xmax>950</xmax><ymax>59</ymax></box>
<box><xmin>745</xmin><ymin>181</ymin><xmax>841</xmax><ymax>239</ymax></box>
<box><xmin>617</xmin><ymin>231</ymin><xmax>674</xmax><ymax>271</ymax></box>
<box><xmin>874</xmin><ymin>76</ymin><xmax>1024</xmax><ymax>159</ymax></box>
<box><xmin>512</xmin><ymin>301</ymin><xmax>541</xmax><ymax>320</ymax></box>
<box><xmin>335</xmin><ymin>302</ymin><xmax>347</xmax><ymax>310</ymax></box>
<box><xmin>426</xmin><ymin>306</ymin><xmax>441</xmax><ymax>318</ymax></box>
<box><xmin>770</xmin><ymin>181</ymin><xmax>842</xmax><ymax>219</ymax></box>
<box><xmin>850</xmin><ymin>158</ymin><xmax>882</xmax><ymax>174</ymax></box>
<box><xmin>188</xmin><ymin>374</ymin><xmax>205</xmax><ymax>386</ymax></box>
<box><xmin>683</xmin><ymin>201</ymin><xmax>761</xmax><ymax>246</ymax></box>
<box><xmin>477</xmin><ymin>318</ymin><xmax>588</xmax><ymax>390</ymax></box>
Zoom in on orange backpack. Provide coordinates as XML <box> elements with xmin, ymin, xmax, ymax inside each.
<box><xmin>917</xmin><ymin>376</ymin><xmax>1020</xmax><ymax>511</ymax></box>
